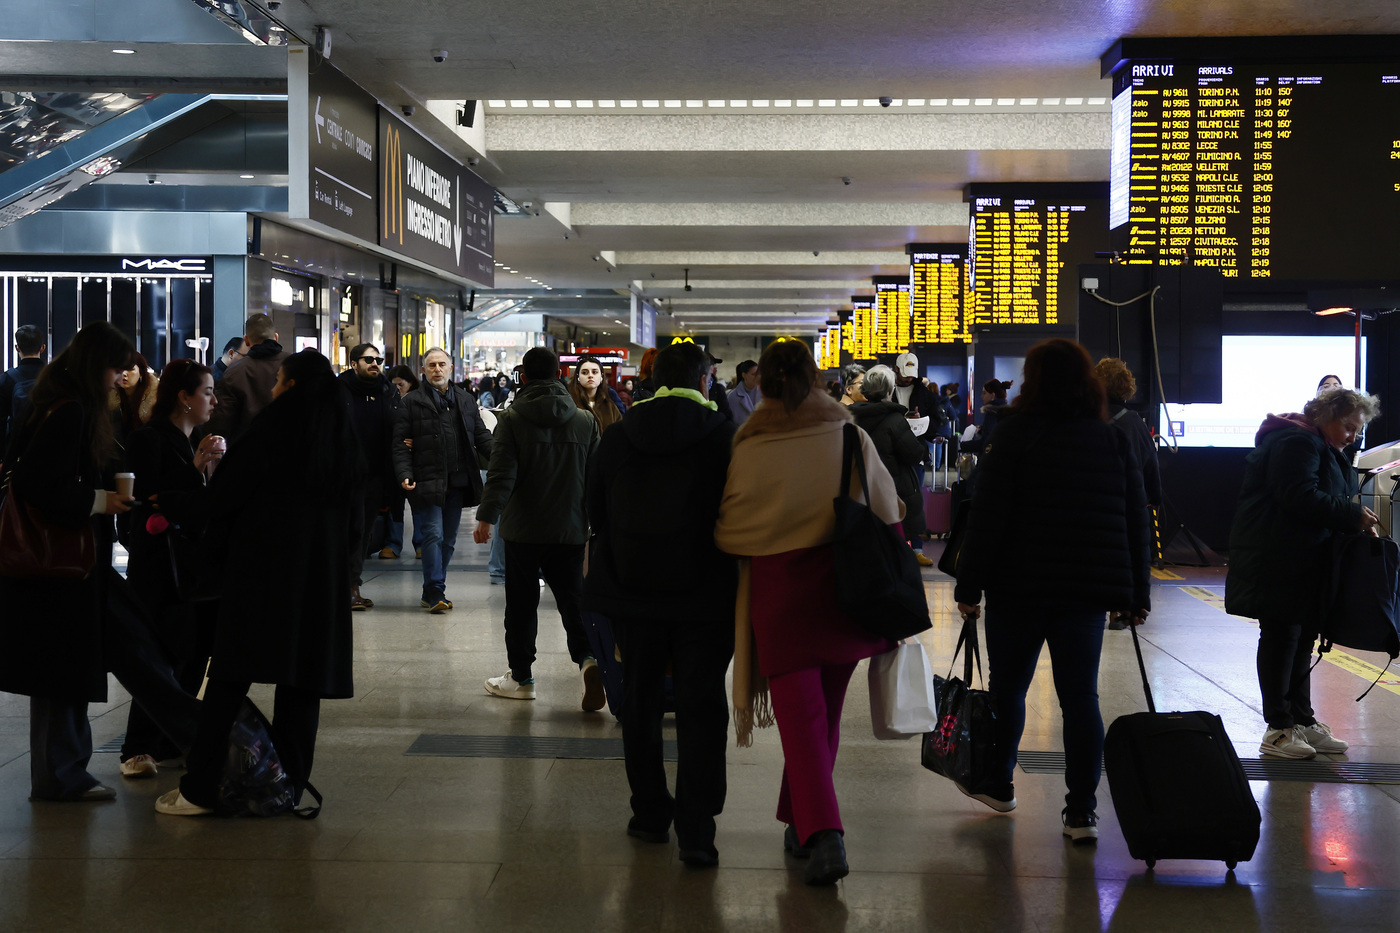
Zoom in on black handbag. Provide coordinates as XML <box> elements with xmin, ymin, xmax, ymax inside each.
<box><xmin>1323</xmin><ymin>533</ymin><xmax>1400</xmax><ymax>658</ymax></box>
<box><xmin>921</xmin><ymin>612</ymin><xmax>1002</xmax><ymax>795</ymax></box>
<box><xmin>832</xmin><ymin>423</ymin><xmax>932</xmax><ymax>640</ymax></box>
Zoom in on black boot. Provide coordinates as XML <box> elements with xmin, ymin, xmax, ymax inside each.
<box><xmin>803</xmin><ymin>830</ymin><xmax>848</xmax><ymax>885</ymax></box>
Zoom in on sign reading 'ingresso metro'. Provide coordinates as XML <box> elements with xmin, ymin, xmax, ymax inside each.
<box><xmin>379</xmin><ymin>108</ymin><xmax>495</xmax><ymax>286</ymax></box>
<box><xmin>294</xmin><ymin>58</ymin><xmax>495</xmax><ymax>286</ymax></box>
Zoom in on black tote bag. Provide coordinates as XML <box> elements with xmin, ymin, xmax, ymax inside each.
<box><xmin>832</xmin><ymin>424</ymin><xmax>932</xmax><ymax>640</ymax></box>
<box><xmin>921</xmin><ymin>612</ymin><xmax>1001</xmax><ymax>795</ymax></box>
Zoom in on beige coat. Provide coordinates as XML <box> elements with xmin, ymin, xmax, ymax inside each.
<box><xmin>716</xmin><ymin>390</ymin><xmax>903</xmax><ymax>743</ymax></box>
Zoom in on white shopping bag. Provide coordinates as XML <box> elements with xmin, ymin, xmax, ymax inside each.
<box><xmin>868</xmin><ymin>639</ymin><xmax>938</xmax><ymax>740</ymax></box>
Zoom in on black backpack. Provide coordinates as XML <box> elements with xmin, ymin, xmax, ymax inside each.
<box><xmin>216</xmin><ymin>700</ymin><xmax>322</xmax><ymax>819</ymax></box>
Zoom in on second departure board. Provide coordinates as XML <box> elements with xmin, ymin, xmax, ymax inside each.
<box><xmin>873</xmin><ymin>277</ymin><xmax>911</xmax><ymax>354</ymax></box>
<box><xmin>966</xmin><ymin>183</ymin><xmax>1109</xmax><ymax>327</ymax></box>
<box><xmin>849</xmin><ymin>296</ymin><xmax>877</xmax><ymax>360</ymax></box>
<box><xmin>1109</xmin><ymin>57</ymin><xmax>1400</xmax><ymax>280</ymax></box>
<box><xmin>909</xmin><ymin>245</ymin><xmax>970</xmax><ymax>343</ymax></box>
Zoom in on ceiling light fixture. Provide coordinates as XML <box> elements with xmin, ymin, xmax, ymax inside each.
<box><xmin>554</xmin><ymin>99</ymin><xmax>572</xmax><ymax>107</ymax></box>
<box><xmin>752</xmin><ymin>99</ymin><xmax>770</xmax><ymax>107</ymax></box>
<box><xmin>730</xmin><ymin>99</ymin><xmax>747</xmax><ymax>107</ymax></box>
<box><xmin>997</xmin><ymin>98</ymin><xmax>1015</xmax><ymax>105</ymax></box>
<box><xmin>576</xmin><ymin>100</ymin><xmax>594</xmax><ymax>108</ymax></box>
<box><xmin>685</xmin><ymin>100</ymin><xmax>703</xmax><ymax>108</ymax></box>
<box><xmin>1043</xmin><ymin>98</ymin><xmax>1061</xmax><ymax>105</ymax></box>
<box><xmin>112</xmin><ymin>48</ymin><xmax>136</xmax><ymax>55</ymax></box>
<box><xmin>531</xmin><ymin>99</ymin><xmax>549</xmax><ymax>107</ymax></box>
<box><xmin>642</xmin><ymin>99</ymin><xmax>660</xmax><ymax>107</ymax></box>
<box><xmin>931</xmin><ymin>99</ymin><xmax>948</xmax><ymax>106</ymax></box>
<box><xmin>598</xmin><ymin>100</ymin><xmax>616</xmax><ymax>108</ymax></box>
<box><xmin>775</xmin><ymin>99</ymin><xmax>793</xmax><ymax>107</ymax></box>
<box><xmin>509</xmin><ymin>99</ymin><xmax>527</xmax><ymax>108</ymax></box>
<box><xmin>708</xmin><ymin>99</ymin><xmax>725</xmax><ymax>107</ymax></box>
<box><xmin>1088</xmin><ymin>97</ymin><xmax>1107</xmax><ymax>105</ymax></box>
<box><xmin>1020</xmin><ymin>98</ymin><xmax>1037</xmax><ymax>105</ymax></box>
<box><xmin>840</xmin><ymin>99</ymin><xmax>858</xmax><ymax>106</ymax></box>
<box><xmin>975</xmin><ymin>98</ymin><xmax>993</xmax><ymax>105</ymax></box>
<box><xmin>908</xmin><ymin>98</ymin><xmax>926</xmax><ymax>106</ymax></box>
<box><xmin>664</xmin><ymin>99</ymin><xmax>681</xmax><ymax>107</ymax></box>
<box><xmin>862</xmin><ymin>98</ymin><xmax>880</xmax><ymax>107</ymax></box>
<box><xmin>818</xmin><ymin>99</ymin><xmax>837</xmax><ymax>107</ymax></box>
<box><xmin>796</xmin><ymin>99</ymin><xmax>814</xmax><ymax>107</ymax></box>
<box><xmin>488</xmin><ymin>99</ymin><xmax>507</xmax><ymax>107</ymax></box>
<box><xmin>620</xmin><ymin>99</ymin><xmax>638</xmax><ymax>107</ymax></box>
<box><xmin>1065</xmin><ymin>97</ymin><xmax>1084</xmax><ymax>105</ymax></box>
<box><xmin>239</xmin><ymin>174</ymin><xmax>254</xmax><ymax>179</ymax></box>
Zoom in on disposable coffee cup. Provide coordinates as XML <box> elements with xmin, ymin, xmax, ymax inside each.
<box><xmin>115</xmin><ymin>473</ymin><xmax>135</xmax><ymax>499</ymax></box>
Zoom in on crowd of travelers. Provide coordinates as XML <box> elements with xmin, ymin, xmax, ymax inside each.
<box><xmin>0</xmin><ymin>317</ymin><xmax>1378</xmax><ymax>885</ymax></box>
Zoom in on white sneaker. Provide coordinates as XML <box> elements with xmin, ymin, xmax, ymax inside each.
<box><xmin>1260</xmin><ymin>725</ymin><xmax>1317</xmax><ymax>759</ymax></box>
<box><xmin>580</xmin><ymin>658</ymin><xmax>605</xmax><ymax>712</ymax></box>
<box><xmin>119</xmin><ymin>754</ymin><xmax>158</xmax><ymax>779</ymax></box>
<box><xmin>154</xmin><ymin>788</ymin><xmax>213</xmax><ymax>816</ymax></box>
<box><xmin>1298</xmin><ymin>721</ymin><xmax>1349</xmax><ymax>754</ymax></box>
<box><xmin>485</xmin><ymin>671</ymin><xmax>536</xmax><ymax>700</ymax></box>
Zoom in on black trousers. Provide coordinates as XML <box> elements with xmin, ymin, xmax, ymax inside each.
<box><xmin>180</xmin><ymin>678</ymin><xmax>321</xmax><ymax>809</ymax></box>
<box><xmin>121</xmin><ymin>600</ymin><xmax>214</xmax><ymax>762</ymax></box>
<box><xmin>502</xmin><ymin>540</ymin><xmax>590</xmax><ymax>680</ymax></box>
<box><xmin>30</xmin><ymin>570</ymin><xmax>201</xmax><ymax>799</ymax></box>
<box><xmin>349</xmin><ymin>483</ymin><xmax>384</xmax><ymax>588</ymax></box>
<box><xmin>619</xmin><ymin>616</ymin><xmax>734</xmax><ymax>850</ymax></box>
<box><xmin>1257</xmin><ymin>615</ymin><xmax>1317</xmax><ymax>730</ymax></box>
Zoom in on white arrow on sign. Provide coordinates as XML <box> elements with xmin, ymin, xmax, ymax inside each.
<box><xmin>314</xmin><ymin>96</ymin><xmax>324</xmax><ymax>144</ymax></box>
<box><xmin>453</xmin><ymin>176</ymin><xmax>463</xmax><ymax>266</ymax></box>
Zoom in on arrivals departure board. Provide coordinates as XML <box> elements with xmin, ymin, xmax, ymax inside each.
<box><xmin>1109</xmin><ymin>59</ymin><xmax>1400</xmax><ymax>280</ymax></box>
<box><xmin>909</xmin><ymin>245</ymin><xmax>970</xmax><ymax>343</ymax></box>
<box><xmin>819</xmin><ymin>327</ymin><xmax>841</xmax><ymax>370</ymax></box>
<box><xmin>965</xmin><ymin>183</ymin><xmax>1108</xmax><ymax>327</ymax></box>
<box><xmin>873</xmin><ymin>277</ymin><xmax>911</xmax><ymax>354</ymax></box>
<box><xmin>849</xmin><ymin>296</ymin><xmax>877</xmax><ymax>360</ymax></box>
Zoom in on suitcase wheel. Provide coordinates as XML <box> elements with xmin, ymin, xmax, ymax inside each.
<box><xmin>1226</xmin><ymin>861</ymin><xmax>1237</xmax><ymax>871</ymax></box>
<box><xmin>1145</xmin><ymin>860</ymin><xmax>1156</xmax><ymax>870</ymax></box>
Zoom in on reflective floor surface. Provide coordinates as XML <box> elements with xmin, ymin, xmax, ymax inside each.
<box><xmin>3</xmin><ymin>541</ymin><xmax>1399</xmax><ymax>932</ymax></box>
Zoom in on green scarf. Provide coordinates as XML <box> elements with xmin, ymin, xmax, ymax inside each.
<box><xmin>632</xmin><ymin>386</ymin><xmax>718</xmax><ymax>411</ymax></box>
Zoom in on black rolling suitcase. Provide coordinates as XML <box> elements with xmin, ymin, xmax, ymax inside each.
<box><xmin>1103</xmin><ymin>623</ymin><xmax>1261</xmax><ymax>872</ymax></box>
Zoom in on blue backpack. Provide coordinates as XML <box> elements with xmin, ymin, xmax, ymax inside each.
<box><xmin>216</xmin><ymin>700</ymin><xmax>322</xmax><ymax>818</ymax></box>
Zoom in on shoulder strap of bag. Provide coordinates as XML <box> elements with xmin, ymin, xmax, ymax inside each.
<box><xmin>293</xmin><ymin>781</ymin><xmax>323</xmax><ymax>820</ymax></box>
<box><xmin>1127</xmin><ymin>620</ymin><xmax>1157</xmax><ymax>713</ymax></box>
<box><xmin>947</xmin><ymin>611</ymin><xmax>984</xmax><ymax>686</ymax></box>
<box><xmin>840</xmin><ymin>423</ymin><xmax>873</xmax><ymax>506</ymax></box>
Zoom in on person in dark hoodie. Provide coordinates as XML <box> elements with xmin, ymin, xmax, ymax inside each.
<box><xmin>584</xmin><ymin>342</ymin><xmax>738</xmax><ymax>867</ymax></box>
<box><xmin>0</xmin><ymin>323</ymin><xmax>45</xmax><ymax>462</ymax></box>
<box><xmin>850</xmin><ymin>364</ymin><xmax>932</xmax><ymax>566</ymax></box>
<box><xmin>955</xmin><ymin>339</ymin><xmax>1150</xmax><ymax>844</ymax></box>
<box><xmin>393</xmin><ymin>348</ymin><xmax>494</xmax><ymax>614</ymax></box>
<box><xmin>340</xmin><ymin>343</ymin><xmax>401</xmax><ymax>611</ymax></box>
<box><xmin>474</xmin><ymin>347</ymin><xmax>602</xmax><ymax>709</ymax></box>
<box><xmin>1226</xmin><ymin>389</ymin><xmax>1380</xmax><ymax>761</ymax></box>
<box><xmin>961</xmin><ymin>378</ymin><xmax>1011</xmax><ymax>455</ymax></box>
<box><xmin>208</xmin><ymin>313</ymin><xmax>287</xmax><ymax>442</ymax></box>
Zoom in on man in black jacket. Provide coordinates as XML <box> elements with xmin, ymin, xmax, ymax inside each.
<box><xmin>340</xmin><ymin>343</ymin><xmax>400</xmax><ymax>611</ymax></box>
<box><xmin>584</xmin><ymin>342</ymin><xmax>737</xmax><ymax>866</ymax></box>
<box><xmin>209</xmin><ymin>313</ymin><xmax>287</xmax><ymax>442</ymax></box>
<box><xmin>473</xmin><ymin>347</ymin><xmax>600</xmax><ymax>706</ymax></box>
<box><xmin>393</xmin><ymin>348</ymin><xmax>493</xmax><ymax>614</ymax></box>
<box><xmin>0</xmin><ymin>323</ymin><xmax>45</xmax><ymax>460</ymax></box>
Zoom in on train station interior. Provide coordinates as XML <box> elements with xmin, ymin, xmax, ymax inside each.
<box><xmin>3</xmin><ymin>2</ymin><xmax>1400</xmax><ymax>930</ymax></box>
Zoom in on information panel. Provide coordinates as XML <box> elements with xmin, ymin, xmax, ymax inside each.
<box><xmin>1109</xmin><ymin>59</ymin><xmax>1400</xmax><ymax>280</ymax></box>
<box><xmin>819</xmin><ymin>327</ymin><xmax>841</xmax><ymax>370</ymax></box>
<box><xmin>849</xmin><ymin>296</ymin><xmax>877</xmax><ymax>360</ymax></box>
<box><xmin>379</xmin><ymin>108</ymin><xmax>496</xmax><ymax>286</ymax></box>
<box><xmin>303</xmin><ymin>63</ymin><xmax>379</xmax><ymax>243</ymax></box>
<box><xmin>966</xmin><ymin>183</ymin><xmax>1108</xmax><ymax>327</ymax></box>
<box><xmin>873</xmin><ymin>276</ymin><xmax>911</xmax><ymax>354</ymax></box>
<box><xmin>908</xmin><ymin>244</ymin><xmax>970</xmax><ymax>344</ymax></box>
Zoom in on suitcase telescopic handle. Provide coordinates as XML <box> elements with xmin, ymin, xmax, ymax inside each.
<box><xmin>1128</xmin><ymin>620</ymin><xmax>1157</xmax><ymax>714</ymax></box>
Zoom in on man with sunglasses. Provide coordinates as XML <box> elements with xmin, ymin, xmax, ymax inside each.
<box><xmin>340</xmin><ymin>344</ymin><xmax>401</xmax><ymax>610</ymax></box>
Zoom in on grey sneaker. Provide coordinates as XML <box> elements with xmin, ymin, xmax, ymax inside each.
<box><xmin>1298</xmin><ymin>721</ymin><xmax>1348</xmax><ymax>754</ymax></box>
<box><xmin>1062</xmin><ymin>808</ymin><xmax>1098</xmax><ymax>843</ymax></box>
<box><xmin>485</xmin><ymin>671</ymin><xmax>536</xmax><ymax>700</ymax></box>
<box><xmin>1260</xmin><ymin>725</ymin><xmax>1316</xmax><ymax>759</ymax></box>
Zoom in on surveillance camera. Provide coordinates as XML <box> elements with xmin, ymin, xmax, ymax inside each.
<box><xmin>266</xmin><ymin>0</ymin><xmax>280</xmax><ymax>9</ymax></box>
<box><xmin>432</xmin><ymin>49</ymin><xmax>448</xmax><ymax>63</ymax></box>
<box><xmin>592</xmin><ymin>255</ymin><xmax>601</xmax><ymax>262</ymax></box>
<box><xmin>401</xmin><ymin>104</ymin><xmax>416</xmax><ymax>117</ymax></box>
<box><xmin>812</xmin><ymin>250</ymin><xmax>820</xmax><ymax>257</ymax></box>
<box><xmin>467</xmin><ymin>157</ymin><xmax>480</xmax><ymax>166</ymax></box>
<box><xmin>563</xmin><ymin>233</ymin><xmax>570</xmax><ymax>240</ymax></box>
<box><xmin>879</xmin><ymin>96</ymin><xmax>892</xmax><ymax>108</ymax></box>
<box><xmin>146</xmin><ymin>174</ymin><xmax>158</xmax><ymax>185</ymax></box>
<box><xmin>684</xmin><ymin>283</ymin><xmax>692</xmax><ymax>292</ymax></box>
<box><xmin>521</xmin><ymin>200</ymin><xmax>533</xmax><ymax>209</ymax></box>
<box><xmin>841</xmin><ymin>176</ymin><xmax>851</xmax><ymax>186</ymax></box>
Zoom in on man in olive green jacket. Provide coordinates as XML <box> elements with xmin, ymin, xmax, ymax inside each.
<box><xmin>474</xmin><ymin>347</ymin><xmax>602</xmax><ymax>708</ymax></box>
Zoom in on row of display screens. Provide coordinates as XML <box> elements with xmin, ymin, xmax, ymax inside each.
<box><xmin>821</xmin><ymin>51</ymin><xmax>1400</xmax><ymax>357</ymax></box>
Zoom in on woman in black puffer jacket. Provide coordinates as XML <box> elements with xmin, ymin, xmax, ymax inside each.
<box><xmin>954</xmin><ymin>339</ymin><xmax>1151</xmax><ymax>844</ymax></box>
<box><xmin>849</xmin><ymin>364</ymin><xmax>930</xmax><ymax>565</ymax></box>
<box><xmin>1226</xmin><ymin>389</ymin><xmax>1380</xmax><ymax>761</ymax></box>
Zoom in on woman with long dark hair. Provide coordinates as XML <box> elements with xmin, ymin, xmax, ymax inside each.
<box><xmin>0</xmin><ymin>322</ymin><xmax>199</xmax><ymax>801</ymax></box>
<box><xmin>954</xmin><ymin>338</ymin><xmax>1151</xmax><ymax>842</ymax></box>
<box><xmin>716</xmin><ymin>338</ymin><xmax>903</xmax><ymax>885</ymax></box>
<box><xmin>569</xmin><ymin>355</ymin><xmax>622</xmax><ymax>434</ymax></box>
<box><xmin>117</xmin><ymin>359</ymin><xmax>224</xmax><ymax>778</ymax></box>
<box><xmin>157</xmin><ymin>349</ymin><xmax>364</xmax><ymax>816</ymax></box>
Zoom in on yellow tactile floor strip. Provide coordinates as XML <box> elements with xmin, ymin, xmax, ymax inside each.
<box><xmin>1178</xmin><ymin>585</ymin><xmax>1400</xmax><ymax>698</ymax></box>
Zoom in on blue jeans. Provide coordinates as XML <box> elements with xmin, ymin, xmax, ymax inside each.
<box><xmin>984</xmin><ymin>600</ymin><xmax>1106</xmax><ymax>815</ymax></box>
<box><xmin>385</xmin><ymin>493</ymin><xmax>424</xmax><ymax>556</ymax></box>
<box><xmin>413</xmin><ymin>488</ymin><xmax>465</xmax><ymax>601</ymax></box>
<box><xmin>481</xmin><ymin>470</ymin><xmax>505</xmax><ymax>580</ymax></box>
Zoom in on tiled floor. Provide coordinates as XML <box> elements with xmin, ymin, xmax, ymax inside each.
<box><xmin>3</xmin><ymin>538</ymin><xmax>1400</xmax><ymax>932</ymax></box>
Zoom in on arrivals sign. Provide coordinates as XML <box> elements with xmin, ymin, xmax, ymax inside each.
<box><xmin>304</xmin><ymin>63</ymin><xmax>378</xmax><ymax>243</ymax></box>
<box><xmin>379</xmin><ymin>108</ymin><xmax>495</xmax><ymax>287</ymax></box>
